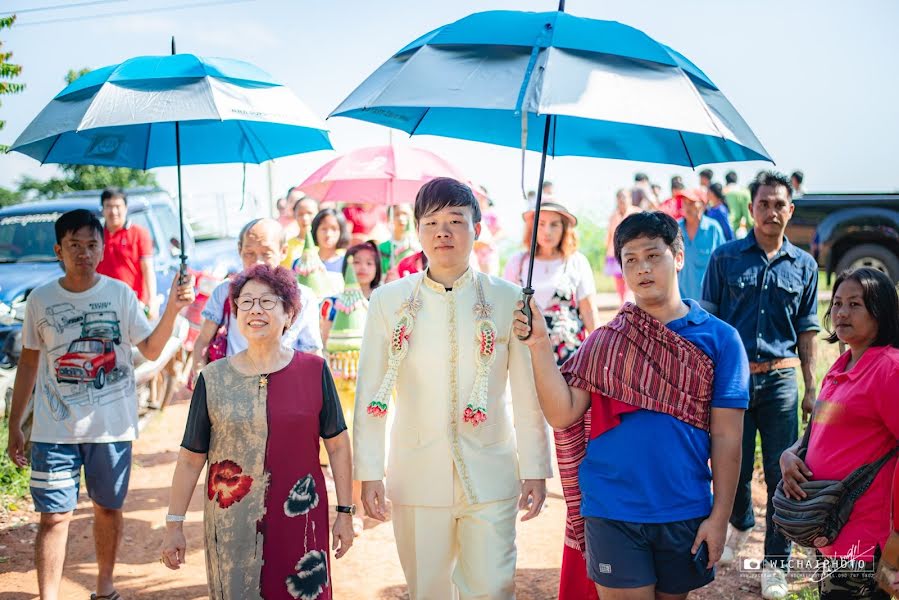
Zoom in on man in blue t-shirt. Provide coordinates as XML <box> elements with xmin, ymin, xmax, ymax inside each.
<box><xmin>514</xmin><ymin>211</ymin><xmax>749</xmax><ymax>599</ymax></box>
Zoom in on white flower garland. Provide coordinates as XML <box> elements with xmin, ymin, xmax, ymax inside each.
<box><xmin>366</xmin><ymin>272</ymin><xmax>497</xmax><ymax>427</ymax></box>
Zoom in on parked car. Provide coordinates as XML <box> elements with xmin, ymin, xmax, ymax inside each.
<box><xmin>0</xmin><ymin>187</ymin><xmax>241</xmax><ymax>414</ymax></box>
<box><xmin>55</xmin><ymin>337</ymin><xmax>117</xmax><ymax>389</ymax></box>
<box><xmin>785</xmin><ymin>192</ymin><xmax>899</xmax><ymax>284</ymax></box>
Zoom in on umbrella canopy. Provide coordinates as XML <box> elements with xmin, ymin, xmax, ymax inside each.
<box><xmin>11</xmin><ymin>53</ymin><xmax>332</xmax><ymax>168</ymax></box>
<box><xmin>331</xmin><ymin>10</ymin><xmax>770</xmax><ymax>167</ymax></box>
<box><xmin>296</xmin><ymin>144</ymin><xmax>477</xmax><ymax>206</ymax></box>
<box><xmin>11</xmin><ymin>48</ymin><xmax>332</xmax><ymax>270</ymax></box>
<box><xmin>330</xmin><ymin>7</ymin><xmax>772</xmax><ymax>336</ymax></box>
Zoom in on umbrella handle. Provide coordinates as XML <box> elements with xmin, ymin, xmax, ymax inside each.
<box><xmin>517</xmin><ymin>287</ymin><xmax>535</xmax><ymax>341</ymax></box>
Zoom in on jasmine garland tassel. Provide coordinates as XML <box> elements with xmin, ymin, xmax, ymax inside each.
<box><xmin>366</xmin><ymin>280</ymin><xmax>423</xmax><ymax>417</ymax></box>
<box><xmin>464</xmin><ymin>278</ymin><xmax>497</xmax><ymax>426</ymax></box>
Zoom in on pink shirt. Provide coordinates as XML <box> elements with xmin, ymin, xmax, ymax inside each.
<box><xmin>805</xmin><ymin>346</ymin><xmax>899</xmax><ymax>560</ymax></box>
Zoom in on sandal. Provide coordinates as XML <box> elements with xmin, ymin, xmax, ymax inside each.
<box><xmin>90</xmin><ymin>592</ymin><xmax>122</xmax><ymax>600</ymax></box>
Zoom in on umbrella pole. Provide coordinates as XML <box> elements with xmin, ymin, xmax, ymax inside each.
<box><xmin>172</xmin><ymin>36</ymin><xmax>187</xmax><ymax>282</ymax></box>
<box><xmin>518</xmin><ymin>115</ymin><xmax>553</xmax><ymax>340</ymax></box>
<box><xmin>175</xmin><ymin>119</ymin><xmax>187</xmax><ymax>281</ymax></box>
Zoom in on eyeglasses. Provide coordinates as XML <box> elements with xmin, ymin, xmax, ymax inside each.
<box><xmin>236</xmin><ymin>296</ymin><xmax>279</xmax><ymax>311</ymax></box>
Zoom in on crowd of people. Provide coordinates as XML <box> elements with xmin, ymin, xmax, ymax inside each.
<box><xmin>5</xmin><ymin>169</ymin><xmax>899</xmax><ymax>600</ymax></box>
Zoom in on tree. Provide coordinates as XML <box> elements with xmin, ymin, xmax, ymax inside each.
<box><xmin>15</xmin><ymin>67</ymin><xmax>159</xmax><ymax>198</ymax></box>
<box><xmin>0</xmin><ymin>15</ymin><xmax>25</xmax><ymax>155</ymax></box>
<box><xmin>65</xmin><ymin>68</ymin><xmax>89</xmax><ymax>86</ymax></box>
<box><xmin>0</xmin><ymin>185</ymin><xmax>21</xmax><ymax>207</ymax></box>
<box><xmin>18</xmin><ymin>167</ymin><xmax>158</xmax><ymax>197</ymax></box>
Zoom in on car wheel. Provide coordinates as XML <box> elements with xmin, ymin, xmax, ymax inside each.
<box><xmin>93</xmin><ymin>368</ymin><xmax>106</xmax><ymax>390</ymax></box>
<box><xmin>114</xmin><ymin>337</ymin><xmax>121</xmax><ymax>345</ymax></box>
<box><xmin>835</xmin><ymin>244</ymin><xmax>899</xmax><ymax>283</ymax></box>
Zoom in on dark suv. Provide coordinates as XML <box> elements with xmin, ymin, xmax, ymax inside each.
<box><xmin>785</xmin><ymin>192</ymin><xmax>899</xmax><ymax>283</ymax></box>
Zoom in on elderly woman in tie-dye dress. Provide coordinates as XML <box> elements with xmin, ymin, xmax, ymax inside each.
<box><xmin>160</xmin><ymin>264</ymin><xmax>354</xmax><ymax>600</ymax></box>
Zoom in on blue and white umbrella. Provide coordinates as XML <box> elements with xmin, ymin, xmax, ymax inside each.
<box><xmin>331</xmin><ymin>5</ymin><xmax>772</xmax><ymax>328</ymax></box>
<box><xmin>332</xmin><ymin>9</ymin><xmax>769</xmax><ymax>166</ymax></box>
<box><xmin>11</xmin><ymin>43</ymin><xmax>332</xmax><ymax>267</ymax></box>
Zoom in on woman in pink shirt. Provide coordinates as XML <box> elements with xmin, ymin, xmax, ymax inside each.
<box><xmin>780</xmin><ymin>267</ymin><xmax>899</xmax><ymax>599</ymax></box>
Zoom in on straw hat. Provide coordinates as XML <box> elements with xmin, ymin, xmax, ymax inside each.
<box><xmin>522</xmin><ymin>201</ymin><xmax>578</xmax><ymax>227</ymax></box>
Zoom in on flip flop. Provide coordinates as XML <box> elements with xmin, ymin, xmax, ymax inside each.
<box><xmin>90</xmin><ymin>592</ymin><xmax>122</xmax><ymax>600</ymax></box>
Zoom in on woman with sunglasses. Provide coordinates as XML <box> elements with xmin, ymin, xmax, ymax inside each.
<box><xmin>161</xmin><ymin>264</ymin><xmax>354</xmax><ymax>599</ymax></box>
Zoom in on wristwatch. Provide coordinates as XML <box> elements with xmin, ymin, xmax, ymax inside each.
<box><xmin>336</xmin><ymin>504</ymin><xmax>356</xmax><ymax>516</ymax></box>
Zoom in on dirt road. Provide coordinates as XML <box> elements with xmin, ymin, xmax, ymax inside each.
<box><xmin>0</xmin><ymin>394</ymin><xmax>813</xmax><ymax>599</ymax></box>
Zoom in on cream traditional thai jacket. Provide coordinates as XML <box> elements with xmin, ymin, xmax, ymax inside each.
<box><xmin>353</xmin><ymin>269</ymin><xmax>553</xmax><ymax>507</ymax></box>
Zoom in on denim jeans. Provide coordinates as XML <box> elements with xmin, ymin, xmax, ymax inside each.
<box><xmin>729</xmin><ymin>367</ymin><xmax>799</xmax><ymax>569</ymax></box>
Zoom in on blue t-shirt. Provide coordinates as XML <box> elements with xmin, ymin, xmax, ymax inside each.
<box><xmin>706</xmin><ymin>204</ymin><xmax>735</xmax><ymax>241</ymax></box>
<box><xmin>578</xmin><ymin>299</ymin><xmax>749</xmax><ymax>523</ymax></box>
<box><xmin>677</xmin><ymin>216</ymin><xmax>726</xmax><ymax>303</ymax></box>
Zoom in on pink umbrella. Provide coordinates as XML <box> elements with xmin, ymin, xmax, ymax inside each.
<box><xmin>296</xmin><ymin>144</ymin><xmax>481</xmax><ymax>205</ymax></box>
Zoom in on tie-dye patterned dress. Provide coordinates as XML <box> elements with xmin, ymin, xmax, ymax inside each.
<box><xmin>181</xmin><ymin>352</ymin><xmax>347</xmax><ymax>600</ymax></box>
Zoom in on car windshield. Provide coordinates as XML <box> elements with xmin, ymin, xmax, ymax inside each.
<box><xmin>0</xmin><ymin>212</ymin><xmax>64</xmax><ymax>262</ymax></box>
<box><xmin>85</xmin><ymin>313</ymin><xmax>114</xmax><ymax>324</ymax></box>
<box><xmin>68</xmin><ymin>340</ymin><xmax>102</xmax><ymax>354</ymax></box>
<box><xmin>0</xmin><ymin>212</ymin><xmax>62</xmax><ymax>262</ymax></box>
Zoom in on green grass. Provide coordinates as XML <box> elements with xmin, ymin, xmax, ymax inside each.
<box><xmin>817</xmin><ymin>270</ymin><xmax>834</xmax><ymax>292</ymax></box>
<box><xmin>578</xmin><ymin>221</ymin><xmax>620</xmax><ymax>293</ymax></box>
<box><xmin>0</xmin><ymin>422</ymin><xmax>31</xmax><ymax>511</ymax></box>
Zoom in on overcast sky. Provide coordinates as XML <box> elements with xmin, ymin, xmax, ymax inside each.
<box><xmin>1</xmin><ymin>0</ymin><xmax>897</xmax><ymax>230</ymax></box>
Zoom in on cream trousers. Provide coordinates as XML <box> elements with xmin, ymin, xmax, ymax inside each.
<box><xmin>391</xmin><ymin>467</ymin><xmax>518</xmax><ymax>600</ymax></box>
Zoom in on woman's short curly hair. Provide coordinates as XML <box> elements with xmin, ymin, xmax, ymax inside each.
<box><xmin>228</xmin><ymin>264</ymin><xmax>302</xmax><ymax>318</ymax></box>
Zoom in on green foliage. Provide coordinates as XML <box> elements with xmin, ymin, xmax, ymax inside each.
<box><xmin>0</xmin><ymin>423</ymin><xmax>30</xmax><ymax>510</ymax></box>
<box><xmin>577</xmin><ymin>215</ymin><xmax>619</xmax><ymax>294</ymax></box>
<box><xmin>0</xmin><ymin>15</ymin><xmax>25</xmax><ymax>154</ymax></box>
<box><xmin>18</xmin><ymin>166</ymin><xmax>159</xmax><ymax>199</ymax></box>
<box><xmin>578</xmin><ymin>210</ymin><xmax>606</xmax><ymax>266</ymax></box>
<box><xmin>0</xmin><ymin>185</ymin><xmax>22</xmax><ymax>206</ymax></box>
<box><xmin>65</xmin><ymin>67</ymin><xmax>90</xmax><ymax>86</ymax></box>
<box><xmin>14</xmin><ymin>67</ymin><xmax>159</xmax><ymax>198</ymax></box>
<box><xmin>787</xmin><ymin>587</ymin><xmax>819</xmax><ymax>600</ymax></box>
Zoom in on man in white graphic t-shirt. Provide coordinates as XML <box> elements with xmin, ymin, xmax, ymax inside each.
<box><xmin>6</xmin><ymin>209</ymin><xmax>195</xmax><ymax>600</ymax></box>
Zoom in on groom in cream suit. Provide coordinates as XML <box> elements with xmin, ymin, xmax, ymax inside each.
<box><xmin>353</xmin><ymin>178</ymin><xmax>552</xmax><ymax>600</ymax></box>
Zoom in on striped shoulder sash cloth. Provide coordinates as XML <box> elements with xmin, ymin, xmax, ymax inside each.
<box><xmin>561</xmin><ymin>302</ymin><xmax>714</xmax><ymax>433</ymax></box>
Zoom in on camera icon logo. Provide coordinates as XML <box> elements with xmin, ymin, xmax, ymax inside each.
<box><xmin>742</xmin><ymin>558</ymin><xmax>762</xmax><ymax>571</ymax></box>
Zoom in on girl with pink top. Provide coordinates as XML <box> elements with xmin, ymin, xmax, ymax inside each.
<box><xmin>780</xmin><ymin>268</ymin><xmax>899</xmax><ymax>599</ymax></box>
